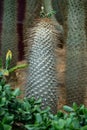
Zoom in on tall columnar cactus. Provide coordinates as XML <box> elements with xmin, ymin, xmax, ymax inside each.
<box><xmin>66</xmin><ymin>0</ymin><xmax>87</xmax><ymax>105</ymax></box>
<box><xmin>51</xmin><ymin>0</ymin><xmax>65</xmax><ymax>25</ymax></box>
<box><xmin>24</xmin><ymin>0</ymin><xmax>41</xmax><ymax>29</ymax></box>
<box><xmin>43</xmin><ymin>0</ymin><xmax>63</xmax><ymax>33</ymax></box>
<box><xmin>84</xmin><ymin>0</ymin><xmax>87</xmax><ymax>37</ymax></box>
<box><xmin>23</xmin><ymin>0</ymin><xmax>41</xmax><ymax>58</ymax></box>
<box><xmin>1</xmin><ymin>0</ymin><xmax>18</xmax><ymax>67</ymax></box>
<box><xmin>25</xmin><ymin>18</ymin><xmax>61</xmax><ymax>114</ymax></box>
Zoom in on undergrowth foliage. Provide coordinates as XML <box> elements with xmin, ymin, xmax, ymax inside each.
<box><xmin>0</xmin><ymin>51</ymin><xmax>87</xmax><ymax>130</ymax></box>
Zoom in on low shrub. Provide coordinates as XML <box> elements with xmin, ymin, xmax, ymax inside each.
<box><xmin>1</xmin><ymin>79</ymin><xmax>87</xmax><ymax>130</ymax></box>
<box><xmin>0</xmin><ymin>51</ymin><xmax>87</xmax><ymax>130</ymax></box>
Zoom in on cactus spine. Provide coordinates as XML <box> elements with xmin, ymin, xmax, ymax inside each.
<box><xmin>66</xmin><ymin>0</ymin><xmax>87</xmax><ymax>105</ymax></box>
<box><xmin>25</xmin><ymin>18</ymin><xmax>60</xmax><ymax>114</ymax></box>
<box><xmin>1</xmin><ymin>0</ymin><xmax>18</xmax><ymax>67</ymax></box>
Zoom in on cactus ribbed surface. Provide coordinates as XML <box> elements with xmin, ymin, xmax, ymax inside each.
<box><xmin>84</xmin><ymin>0</ymin><xmax>87</xmax><ymax>38</ymax></box>
<box><xmin>25</xmin><ymin>18</ymin><xmax>60</xmax><ymax>114</ymax></box>
<box><xmin>1</xmin><ymin>0</ymin><xmax>18</xmax><ymax>67</ymax></box>
<box><xmin>52</xmin><ymin>0</ymin><xmax>65</xmax><ymax>25</ymax></box>
<box><xmin>23</xmin><ymin>0</ymin><xmax>41</xmax><ymax>57</ymax></box>
<box><xmin>66</xmin><ymin>0</ymin><xmax>87</xmax><ymax>105</ymax></box>
<box><xmin>43</xmin><ymin>0</ymin><xmax>63</xmax><ymax>33</ymax></box>
<box><xmin>24</xmin><ymin>0</ymin><xmax>41</xmax><ymax>28</ymax></box>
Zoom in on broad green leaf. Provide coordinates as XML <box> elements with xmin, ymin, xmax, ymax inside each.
<box><xmin>72</xmin><ymin>102</ymin><xmax>78</xmax><ymax>111</ymax></box>
<box><xmin>3</xmin><ymin>124</ymin><xmax>12</xmax><ymax>130</ymax></box>
<box><xmin>35</xmin><ymin>98</ymin><xmax>42</xmax><ymax>104</ymax></box>
<box><xmin>79</xmin><ymin>105</ymin><xmax>85</xmax><ymax>112</ymax></box>
<box><xmin>2</xmin><ymin>115</ymin><xmax>14</xmax><ymax>124</ymax></box>
<box><xmin>52</xmin><ymin>121</ymin><xmax>59</xmax><ymax>129</ymax></box>
<box><xmin>72</xmin><ymin>118</ymin><xmax>80</xmax><ymax>129</ymax></box>
<box><xmin>81</xmin><ymin>125</ymin><xmax>87</xmax><ymax>130</ymax></box>
<box><xmin>58</xmin><ymin>119</ymin><xmax>65</xmax><ymax>129</ymax></box>
<box><xmin>0</xmin><ymin>123</ymin><xmax>4</xmax><ymax>130</ymax></box>
<box><xmin>25</xmin><ymin>125</ymin><xmax>37</xmax><ymax>130</ymax></box>
<box><xmin>12</xmin><ymin>88</ymin><xmax>21</xmax><ymax>96</ymax></box>
<box><xmin>0</xmin><ymin>85</ymin><xmax>2</xmax><ymax>91</ymax></box>
<box><xmin>66</xmin><ymin>118</ymin><xmax>72</xmax><ymax>127</ymax></box>
<box><xmin>63</xmin><ymin>105</ymin><xmax>74</xmax><ymax>112</ymax></box>
<box><xmin>35</xmin><ymin>113</ymin><xmax>42</xmax><ymax>123</ymax></box>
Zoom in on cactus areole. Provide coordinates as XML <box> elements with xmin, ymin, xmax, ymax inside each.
<box><xmin>25</xmin><ymin>18</ymin><xmax>61</xmax><ymax>114</ymax></box>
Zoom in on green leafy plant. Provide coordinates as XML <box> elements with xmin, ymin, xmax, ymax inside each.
<box><xmin>0</xmin><ymin>79</ymin><xmax>52</xmax><ymax>130</ymax></box>
<box><xmin>0</xmin><ymin>51</ymin><xmax>87</xmax><ymax>130</ymax></box>
<box><xmin>0</xmin><ymin>50</ymin><xmax>28</xmax><ymax>78</ymax></box>
<box><xmin>40</xmin><ymin>6</ymin><xmax>56</xmax><ymax>18</ymax></box>
<box><xmin>50</xmin><ymin>103</ymin><xmax>87</xmax><ymax>130</ymax></box>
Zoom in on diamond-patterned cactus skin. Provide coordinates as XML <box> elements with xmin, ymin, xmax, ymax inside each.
<box><xmin>1</xmin><ymin>0</ymin><xmax>18</xmax><ymax>67</ymax></box>
<box><xmin>24</xmin><ymin>0</ymin><xmax>41</xmax><ymax>29</ymax></box>
<box><xmin>23</xmin><ymin>0</ymin><xmax>41</xmax><ymax>58</ymax></box>
<box><xmin>52</xmin><ymin>0</ymin><xmax>66</xmax><ymax>25</ymax></box>
<box><xmin>43</xmin><ymin>0</ymin><xmax>63</xmax><ymax>33</ymax></box>
<box><xmin>25</xmin><ymin>18</ymin><xmax>61</xmax><ymax>114</ymax></box>
<box><xmin>66</xmin><ymin>0</ymin><xmax>87</xmax><ymax>106</ymax></box>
